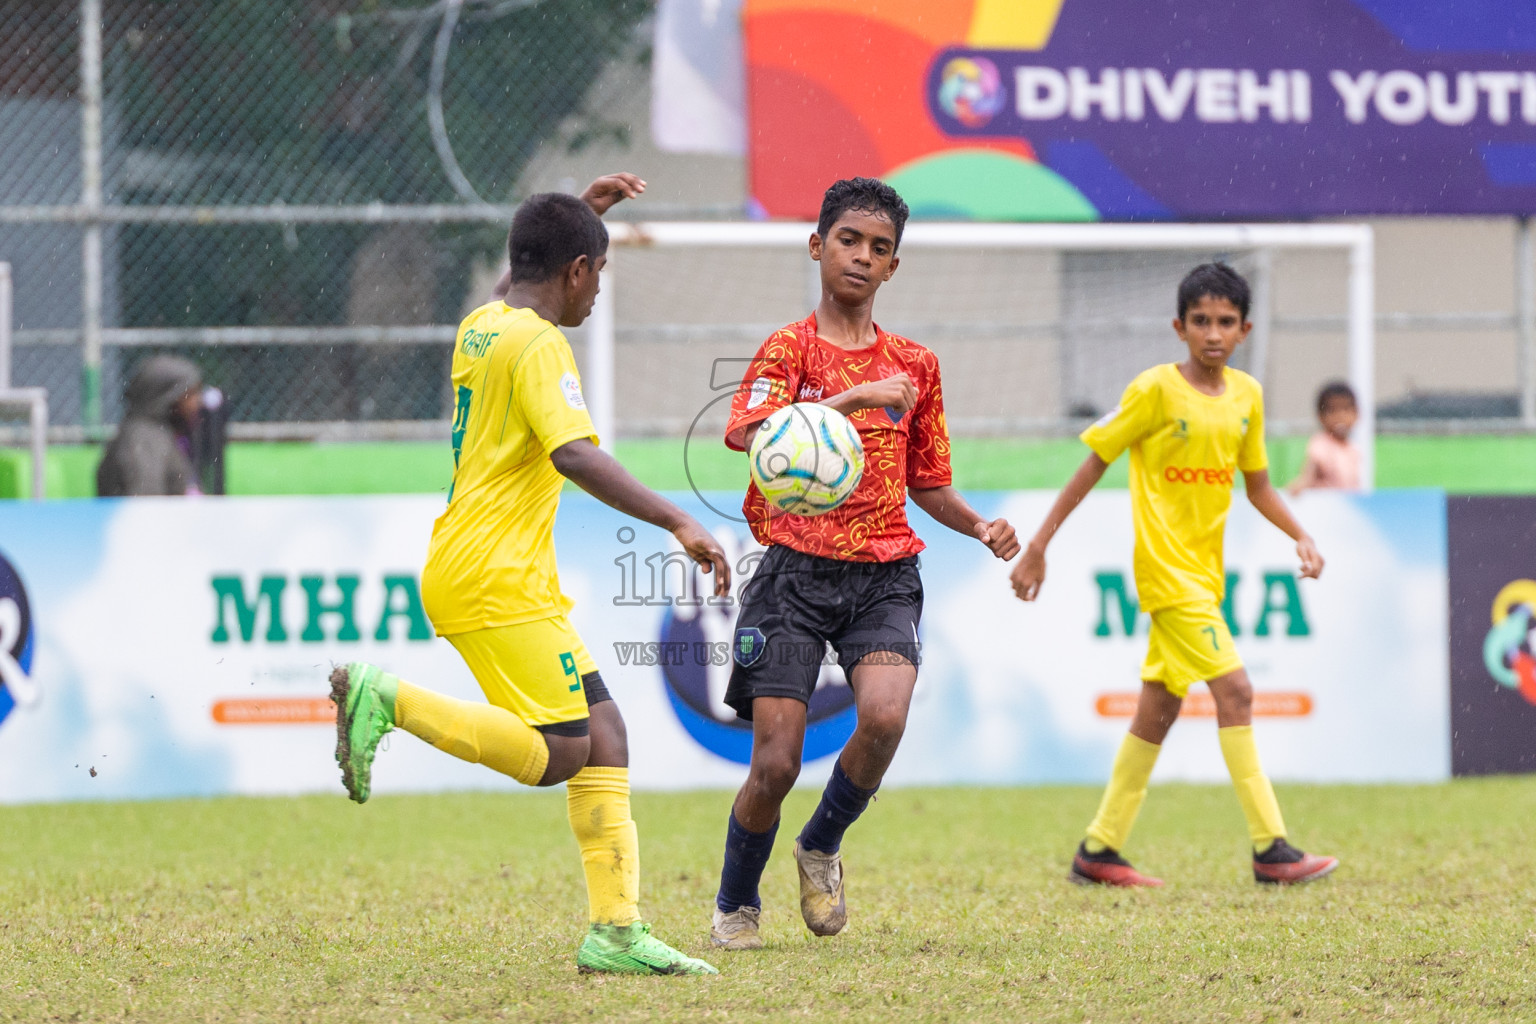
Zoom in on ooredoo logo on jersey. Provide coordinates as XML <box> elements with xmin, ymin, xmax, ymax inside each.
<box><xmin>1164</xmin><ymin>465</ymin><xmax>1236</xmax><ymax>487</ymax></box>
<box><xmin>0</xmin><ymin>550</ymin><xmax>37</xmax><ymax>727</ymax></box>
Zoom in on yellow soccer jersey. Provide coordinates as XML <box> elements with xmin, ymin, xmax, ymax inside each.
<box><xmin>421</xmin><ymin>302</ymin><xmax>598</xmax><ymax>635</ymax></box>
<box><xmin>1080</xmin><ymin>363</ymin><xmax>1267</xmax><ymax>613</ymax></box>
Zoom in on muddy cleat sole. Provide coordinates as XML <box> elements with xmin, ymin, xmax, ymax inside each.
<box><xmin>1253</xmin><ymin>839</ymin><xmax>1339</xmax><ymax>885</ymax></box>
<box><xmin>710</xmin><ymin>905</ymin><xmax>764</xmax><ymax>950</ymax></box>
<box><xmin>328</xmin><ymin>662</ymin><xmax>394</xmax><ymax>804</ymax></box>
<box><xmin>793</xmin><ymin>841</ymin><xmax>848</xmax><ymax>936</ymax></box>
<box><xmin>576</xmin><ymin>922</ymin><xmax>718</xmax><ymax>976</ymax></box>
<box><xmin>1069</xmin><ymin>841</ymin><xmax>1165</xmax><ymax>888</ymax></box>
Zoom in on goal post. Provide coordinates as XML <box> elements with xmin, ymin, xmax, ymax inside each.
<box><xmin>592</xmin><ymin>221</ymin><xmax>1376</xmax><ymax>489</ymax></box>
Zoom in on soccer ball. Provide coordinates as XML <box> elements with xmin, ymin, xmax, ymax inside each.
<box><xmin>748</xmin><ymin>403</ymin><xmax>865</xmax><ymax>516</ymax></box>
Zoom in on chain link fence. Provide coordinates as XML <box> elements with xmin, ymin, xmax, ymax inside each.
<box><xmin>0</xmin><ymin>0</ymin><xmax>646</xmax><ymax>433</ymax></box>
<box><xmin>2</xmin><ymin>0</ymin><xmax>1535</xmax><ymax>441</ymax></box>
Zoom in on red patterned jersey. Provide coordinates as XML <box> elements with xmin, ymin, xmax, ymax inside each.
<box><xmin>725</xmin><ymin>313</ymin><xmax>952</xmax><ymax>562</ymax></box>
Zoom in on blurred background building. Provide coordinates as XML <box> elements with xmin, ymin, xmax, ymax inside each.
<box><xmin>1</xmin><ymin>0</ymin><xmax>1532</xmax><ymax>452</ymax></box>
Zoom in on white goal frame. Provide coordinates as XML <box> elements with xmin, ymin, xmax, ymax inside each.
<box><xmin>0</xmin><ymin>263</ymin><xmax>47</xmax><ymax>500</ymax></box>
<box><xmin>594</xmin><ymin>222</ymin><xmax>1376</xmax><ymax>489</ymax></box>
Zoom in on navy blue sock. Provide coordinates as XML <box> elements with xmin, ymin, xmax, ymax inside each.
<box><xmin>797</xmin><ymin>758</ymin><xmax>877</xmax><ymax>854</ymax></box>
<box><xmin>715</xmin><ymin>812</ymin><xmax>779</xmax><ymax>913</ymax></box>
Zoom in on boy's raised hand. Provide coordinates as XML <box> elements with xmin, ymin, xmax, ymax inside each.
<box><xmin>580</xmin><ymin>172</ymin><xmax>646</xmax><ymax>216</ymax></box>
<box><xmin>1296</xmin><ymin>534</ymin><xmax>1324</xmax><ymax>579</ymax></box>
<box><xmin>975</xmin><ymin>518</ymin><xmax>1020</xmax><ymax>560</ymax></box>
<box><xmin>1010</xmin><ymin>545</ymin><xmax>1047</xmax><ymax>602</ymax></box>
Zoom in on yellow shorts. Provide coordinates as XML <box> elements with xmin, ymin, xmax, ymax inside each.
<box><xmin>446</xmin><ymin>615</ymin><xmax>599</xmax><ymax>727</ymax></box>
<box><xmin>1142</xmin><ymin>602</ymin><xmax>1244</xmax><ymax>698</ymax></box>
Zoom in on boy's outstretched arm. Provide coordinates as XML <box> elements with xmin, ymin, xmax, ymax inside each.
<box><xmin>910</xmin><ymin>486</ymin><xmax>1019</xmax><ymax>559</ymax></box>
<box><xmin>1010</xmin><ymin>453</ymin><xmax>1109</xmax><ymax>601</ymax></box>
<box><xmin>1244</xmin><ymin>469</ymin><xmax>1324</xmax><ymax>579</ymax></box>
<box><xmin>550</xmin><ymin>438</ymin><xmax>731</xmax><ymax>595</ymax></box>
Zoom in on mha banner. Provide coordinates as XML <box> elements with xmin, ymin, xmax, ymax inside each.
<box><xmin>0</xmin><ymin>491</ymin><xmax>1448</xmax><ymax>803</ymax></box>
<box><xmin>745</xmin><ymin>0</ymin><xmax>1536</xmax><ymax>219</ymax></box>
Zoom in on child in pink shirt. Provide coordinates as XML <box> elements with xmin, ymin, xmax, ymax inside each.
<box><xmin>1288</xmin><ymin>381</ymin><xmax>1361</xmax><ymax>493</ymax></box>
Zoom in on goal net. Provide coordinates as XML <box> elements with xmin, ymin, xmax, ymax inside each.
<box><xmin>573</xmin><ymin>222</ymin><xmax>1376</xmax><ymax>485</ymax></box>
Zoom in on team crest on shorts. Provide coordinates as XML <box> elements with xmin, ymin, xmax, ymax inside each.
<box><xmin>733</xmin><ymin>626</ymin><xmax>767</xmax><ymax>668</ymax></box>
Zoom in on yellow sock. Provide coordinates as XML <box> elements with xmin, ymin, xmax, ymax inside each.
<box><xmin>566</xmin><ymin>767</ymin><xmax>640</xmax><ymax>926</ymax></box>
<box><xmin>1218</xmin><ymin>725</ymin><xmax>1287</xmax><ymax>850</ymax></box>
<box><xmin>394</xmin><ymin>680</ymin><xmax>549</xmax><ymax>786</ymax></box>
<box><xmin>1085</xmin><ymin>733</ymin><xmax>1162</xmax><ymax>852</ymax></box>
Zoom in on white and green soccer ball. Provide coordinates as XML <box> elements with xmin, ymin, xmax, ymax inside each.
<box><xmin>748</xmin><ymin>403</ymin><xmax>865</xmax><ymax>516</ymax></box>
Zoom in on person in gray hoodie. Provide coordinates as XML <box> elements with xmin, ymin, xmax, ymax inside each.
<box><xmin>96</xmin><ymin>355</ymin><xmax>204</xmax><ymax>497</ymax></box>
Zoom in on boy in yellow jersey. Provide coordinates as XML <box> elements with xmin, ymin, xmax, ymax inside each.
<box><xmin>1010</xmin><ymin>263</ymin><xmax>1338</xmax><ymax>887</ymax></box>
<box><xmin>328</xmin><ymin>174</ymin><xmax>731</xmax><ymax>975</ymax></box>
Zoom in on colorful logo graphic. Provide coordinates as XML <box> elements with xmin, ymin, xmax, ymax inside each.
<box><xmin>0</xmin><ymin>550</ymin><xmax>36</xmax><ymax>728</ymax></box>
<box><xmin>937</xmin><ymin>56</ymin><xmax>1004</xmax><ymax>127</ymax></box>
<box><xmin>745</xmin><ymin>0</ymin><xmax>1079</xmax><ymax>220</ymax></box>
<box><xmin>656</xmin><ymin>535</ymin><xmax>855</xmax><ymax>765</ymax></box>
<box><xmin>748</xmin><ymin>0</ymin><xmax>1536</xmax><ymax>221</ymax></box>
<box><xmin>1482</xmin><ymin>579</ymin><xmax>1536</xmax><ymax>704</ymax></box>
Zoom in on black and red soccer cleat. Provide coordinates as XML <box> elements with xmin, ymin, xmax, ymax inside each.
<box><xmin>1069</xmin><ymin>841</ymin><xmax>1164</xmax><ymax>888</ymax></box>
<box><xmin>1252</xmin><ymin>838</ymin><xmax>1338</xmax><ymax>885</ymax></box>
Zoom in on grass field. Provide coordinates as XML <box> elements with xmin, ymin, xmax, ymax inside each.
<box><xmin>14</xmin><ymin>433</ymin><xmax>1536</xmax><ymax>498</ymax></box>
<box><xmin>4</xmin><ymin>779</ymin><xmax>1534</xmax><ymax>1022</ymax></box>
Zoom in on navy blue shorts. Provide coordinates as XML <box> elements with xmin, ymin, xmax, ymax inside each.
<box><xmin>724</xmin><ymin>545</ymin><xmax>923</xmax><ymax>720</ymax></box>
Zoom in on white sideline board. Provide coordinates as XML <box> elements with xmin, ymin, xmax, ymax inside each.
<box><xmin>0</xmin><ymin>490</ymin><xmax>1445</xmax><ymax>803</ymax></box>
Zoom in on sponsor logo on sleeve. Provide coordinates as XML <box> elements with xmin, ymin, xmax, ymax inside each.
<box><xmin>1092</xmin><ymin>405</ymin><xmax>1121</xmax><ymax>429</ymax></box>
<box><xmin>559</xmin><ymin>372</ymin><xmax>586</xmax><ymax>410</ymax></box>
<box><xmin>746</xmin><ymin>376</ymin><xmax>772</xmax><ymax>409</ymax></box>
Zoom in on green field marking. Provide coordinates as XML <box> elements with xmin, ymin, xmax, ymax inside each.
<box><xmin>0</xmin><ymin>781</ymin><xmax>1532</xmax><ymax>1021</ymax></box>
<box><xmin>11</xmin><ymin>434</ymin><xmax>1536</xmax><ymax>498</ymax></box>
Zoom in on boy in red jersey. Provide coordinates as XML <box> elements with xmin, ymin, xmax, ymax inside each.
<box><xmin>708</xmin><ymin>178</ymin><xmax>1020</xmax><ymax>950</ymax></box>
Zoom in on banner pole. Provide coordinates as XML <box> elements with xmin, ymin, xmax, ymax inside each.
<box><xmin>0</xmin><ymin>262</ymin><xmax>10</xmax><ymax>390</ymax></box>
<box><xmin>80</xmin><ymin>0</ymin><xmax>105</xmax><ymax>432</ymax></box>
<box><xmin>1249</xmin><ymin>247</ymin><xmax>1274</xmax><ymax>389</ymax></box>
<box><xmin>1348</xmin><ymin>229</ymin><xmax>1375</xmax><ymax>492</ymax></box>
<box><xmin>1518</xmin><ymin>217</ymin><xmax>1535</xmax><ymax>429</ymax></box>
<box><xmin>588</xmin><ymin>268</ymin><xmax>616</xmax><ymax>451</ymax></box>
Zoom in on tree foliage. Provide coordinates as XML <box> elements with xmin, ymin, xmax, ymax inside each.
<box><xmin>113</xmin><ymin>0</ymin><xmax>649</xmax><ymax>204</ymax></box>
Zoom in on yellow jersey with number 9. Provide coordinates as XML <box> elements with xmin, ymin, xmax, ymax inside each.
<box><xmin>421</xmin><ymin>302</ymin><xmax>598</xmax><ymax>635</ymax></box>
<box><xmin>1080</xmin><ymin>363</ymin><xmax>1267</xmax><ymax>613</ymax></box>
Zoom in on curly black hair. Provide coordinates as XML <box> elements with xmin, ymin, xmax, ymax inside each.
<box><xmin>1176</xmin><ymin>262</ymin><xmax>1251</xmax><ymax>321</ymax></box>
<box><xmin>816</xmin><ymin>177</ymin><xmax>910</xmax><ymax>250</ymax></box>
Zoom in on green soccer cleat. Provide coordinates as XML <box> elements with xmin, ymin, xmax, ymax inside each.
<box><xmin>328</xmin><ymin>662</ymin><xmax>394</xmax><ymax>804</ymax></box>
<box><xmin>576</xmin><ymin>922</ymin><xmax>719</xmax><ymax>976</ymax></box>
